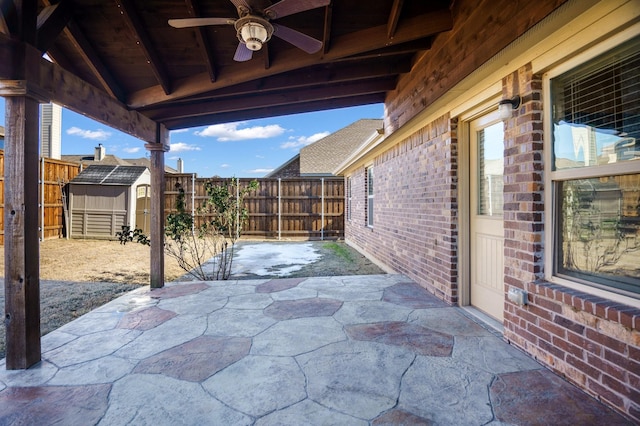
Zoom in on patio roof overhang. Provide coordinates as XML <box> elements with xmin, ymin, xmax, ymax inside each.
<box><xmin>0</xmin><ymin>0</ymin><xmax>454</xmax><ymax>370</ymax></box>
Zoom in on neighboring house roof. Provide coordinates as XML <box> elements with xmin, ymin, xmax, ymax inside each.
<box><xmin>299</xmin><ymin>119</ymin><xmax>383</xmax><ymax>176</ymax></box>
<box><xmin>62</xmin><ymin>154</ymin><xmax>131</xmax><ymax>167</ymax></box>
<box><xmin>70</xmin><ymin>165</ymin><xmax>148</xmax><ymax>186</ymax></box>
<box><xmin>61</xmin><ymin>154</ymin><xmax>178</xmax><ymax>173</ymax></box>
<box><xmin>265</xmin><ymin>154</ymin><xmax>300</xmax><ymax>178</ymax></box>
<box><xmin>123</xmin><ymin>157</ymin><xmax>178</xmax><ymax>173</ymax></box>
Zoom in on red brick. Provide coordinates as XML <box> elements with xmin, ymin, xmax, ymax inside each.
<box><xmin>566</xmin><ymin>354</ymin><xmax>601</xmax><ymax>379</ymax></box>
<box><xmin>553</xmin><ymin>315</ymin><xmax>585</xmax><ymax>335</ymax></box>
<box><xmin>602</xmin><ymin>374</ymin><xmax>640</xmax><ymax>401</ymax></box>
<box><xmin>587</xmin><ymin>379</ymin><xmax>625</xmax><ymax>408</ymax></box>
<box><xmin>586</xmin><ymin>329</ymin><xmax>627</xmax><ymax>355</ymax></box>
<box><xmin>604</xmin><ymin>349</ymin><xmax>640</xmax><ymax>376</ymax></box>
<box><xmin>552</xmin><ymin>336</ymin><xmax>584</xmax><ymax>359</ymax></box>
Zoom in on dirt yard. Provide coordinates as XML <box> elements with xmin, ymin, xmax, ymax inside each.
<box><xmin>0</xmin><ymin>238</ymin><xmax>384</xmax><ymax>359</ymax></box>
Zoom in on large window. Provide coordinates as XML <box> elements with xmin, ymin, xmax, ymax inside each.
<box><xmin>367</xmin><ymin>167</ymin><xmax>374</xmax><ymax>227</ymax></box>
<box><xmin>549</xmin><ymin>35</ymin><xmax>640</xmax><ymax>296</ymax></box>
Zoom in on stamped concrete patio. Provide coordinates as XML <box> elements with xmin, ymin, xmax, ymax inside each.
<box><xmin>0</xmin><ymin>274</ymin><xmax>632</xmax><ymax>425</ymax></box>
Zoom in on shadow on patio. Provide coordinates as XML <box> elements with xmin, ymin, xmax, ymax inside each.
<box><xmin>0</xmin><ymin>273</ymin><xmax>631</xmax><ymax>425</ymax></box>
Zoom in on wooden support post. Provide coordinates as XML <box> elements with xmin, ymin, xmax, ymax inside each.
<box><xmin>145</xmin><ymin>126</ymin><xmax>169</xmax><ymax>289</ymax></box>
<box><xmin>4</xmin><ymin>95</ymin><xmax>42</xmax><ymax>369</ymax></box>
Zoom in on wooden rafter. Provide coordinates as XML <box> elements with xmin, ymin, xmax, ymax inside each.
<box><xmin>387</xmin><ymin>0</ymin><xmax>404</xmax><ymax>38</ymax></box>
<box><xmin>127</xmin><ymin>8</ymin><xmax>452</xmax><ymax>108</ymax></box>
<box><xmin>0</xmin><ymin>11</ymin><xmax>9</xmax><ymax>35</ymax></box>
<box><xmin>163</xmin><ymin>93</ymin><xmax>384</xmax><ymax>129</ymax></box>
<box><xmin>184</xmin><ymin>0</ymin><xmax>217</xmax><ymax>82</ymax></box>
<box><xmin>322</xmin><ymin>2</ymin><xmax>332</xmax><ymax>55</ymax></box>
<box><xmin>40</xmin><ymin>0</ymin><xmax>124</xmax><ymax>101</ymax></box>
<box><xmin>35</xmin><ymin>1</ymin><xmax>73</xmax><ymax>52</ymax></box>
<box><xmin>149</xmin><ymin>77</ymin><xmax>397</xmax><ymax>122</ymax></box>
<box><xmin>150</xmin><ymin>58</ymin><xmax>412</xmax><ymax>105</ymax></box>
<box><xmin>341</xmin><ymin>39</ymin><xmax>432</xmax><ymax>61</ymax></box>
<box><xmin>115</xmin><ymin>0</ymin><xmax>172</xmax><ymax>95</ymax></box>
<box><xmin>0</xmin><ymin>33</ymin><xmax>157</xmax><ymax>142</ymax></box>
<box><xmin>0</xmin><ymin>0</ymin><xmax>16</xmax><ymax>34</ymax></box>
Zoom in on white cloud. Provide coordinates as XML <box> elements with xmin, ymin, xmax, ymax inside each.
<box><xmin>66</xmin><ymin>126</ymin><xmax>111</xmax><ymax>140</ymax></box>
<box><xmin>195</xmin><ymin>122</ymin><xmax>286</xmax><ymax>141</ymax></box>
<box><xmin>280</xmin><ymin>131</ymin><xmax>330</xmax><ymax>149</ymax></box>
<box><xmin>247</xmin><ymin>168</ymin><xmax>274</xmax><ymax>174</ymax></box>
<box><xmin>220</xmin><ymin>163</ymin><xmax>230</xmax><ymax>168</ymax></box>
<box><xmin>170</xmin><ymin>142</ymin><xmax>201</xmax><ymax>152</ymax></box>
<box><xmin>122</xmin><ymin>147</ymin><xmax>141</xmax><ymax>154</ymax></box>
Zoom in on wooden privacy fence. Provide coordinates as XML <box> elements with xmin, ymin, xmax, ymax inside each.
<box><xmin>0</xmin><ymin>150</ymin><xmax>81</xmax><ymax>245</ymax></box>
<box><xmin>165</xmin><ymin>175</ymin><xmax>345</xmax><ymax>240</ymax></box>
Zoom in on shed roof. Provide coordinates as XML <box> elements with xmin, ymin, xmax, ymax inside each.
<box><xmin>299</xmin><ymin>119</ymin><xmax>383</xmax><ymax>175</ymax></box>
<box><xmin>70</xmin><ymin>165</ymin><xmax>148</xmax><ymax>186</ymax></box>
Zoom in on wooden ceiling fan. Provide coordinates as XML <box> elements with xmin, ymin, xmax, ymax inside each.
<box><xmin>169</xmin><ymin>0</ymin><xmax>330</xmax><ymax>62</ymax></box>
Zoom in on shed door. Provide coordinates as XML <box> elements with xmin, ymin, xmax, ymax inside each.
<box><xmin>470</xmin><ymin>114</ymin><xmax>505</xmax><ymax>322</ymax></box>
<box><xmin>135</xmin><ymin>184</ymin><xmax>151</xmax><ymax>234</ymax></box>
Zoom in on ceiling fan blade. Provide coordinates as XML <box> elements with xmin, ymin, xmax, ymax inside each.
<box><xmin>168</xmin><ymin>17</ymin><xmax>234</xmax><ymax>28</ymax></box>
<box><xmin>272</xmin><ymin>24</ymin><xmax>323</xmax><ymax>54</ymax></box>
<box><xmin>229</xmin><ymin>0</ymin><xmax>250</xmax><ymax>8</ymax></box>
<box><xmin>264</xmin><ymin>0</ymin><xmax>330</xmax><ymax>19</ymax></box>
<box><xmin>234</xmin><ymin>42</ymin><xmax>253</xmax><ymax>62</ymax></box>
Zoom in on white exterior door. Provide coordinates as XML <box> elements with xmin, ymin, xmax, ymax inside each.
<box><xmin>470</xmin><ymin>113</ymin><xmax>505</xmax><ymax>321</ymax></box>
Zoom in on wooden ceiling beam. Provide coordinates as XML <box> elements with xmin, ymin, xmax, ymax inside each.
<box><xmin>339</xmin><ymin>39</ymin><xmax>432</xmax><ymax>61</ymax></box>
<box><xmin>157</xmin><ymin>57</ymin><xmax>412</xmax><ymax>104</ymax></box>
<box><xmin>387</xmin><ymin>0</ymin><xmax>404</xmax><ymax>38</ymax></box>
<box><xmin>0</xmin><ymin>9</ymin><xmax>9</xmax><ymax>35</ymax></box>
<box><xmin>0</xmin><ymin>33</ymin><xmax>157</xmax><ymax>142</ymax></box>
<box><xmin>322</xmin><ymin>3</ymin><xmax>332</xmax><ymax>55</ymax></box>
<box><xmin>148</xmin><ymin>77</ymin><xmax>397</xmax><ymax>122</ymax></box>
<box><xmin>163</xmin><ymin>93</ymin><xmax>384</xmax><ymax>130</ymax></box>
<box><xmin>115</xmin><ymin>0</ymin><xmax>172</xmax><ymax>95</ymax></box>
<box><xmin>40</xmin><ymin>0</ymin><xmax>124</xmax><ymax>101</ymax></box>
<box><xmin>36</xmin><ymin>0</ymin><xmax>73</xmax><ymax>52</ymax></box>
<box><xmin>185</xmin><ymin>0</ymin><xmax>217</xmax><ymax>82</ymax></box>
<box><xmin>127</xmin><ymin>8</ymin><xmax>452</xmax><ymax>108</ymax></box>
<box><xmin>0</xmin><ymin>0</ymin><xmax>16</xmax><ymax>34</ymax></box>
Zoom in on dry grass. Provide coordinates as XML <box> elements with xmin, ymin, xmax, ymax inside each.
<box><xmin>0</xmin><ymin>238</ymin><xmax>186</xmax><ymax>285</ymax></box>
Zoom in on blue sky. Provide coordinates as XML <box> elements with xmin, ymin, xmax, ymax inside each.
<box><xmin>0</xmin><ymin>98</ymin><xmax>383</xmax><ymax>177</ymax></box>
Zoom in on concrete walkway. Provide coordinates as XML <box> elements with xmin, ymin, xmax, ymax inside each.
<box><xmin>0</xmin><ymin>275</ymin><xmax>632</xmax><ymax>425</ymax></box>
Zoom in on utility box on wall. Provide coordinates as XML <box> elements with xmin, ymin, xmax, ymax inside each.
<box><xmin>68</xmin><ymin>165</ymin><xmax>150</xmax><ymax>239</ymax></box>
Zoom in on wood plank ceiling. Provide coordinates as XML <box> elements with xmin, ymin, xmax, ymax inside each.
<box><xmin>1</xmin><ymin>0</ymin><xmax>453</xmax><ymax>130</ymax></box>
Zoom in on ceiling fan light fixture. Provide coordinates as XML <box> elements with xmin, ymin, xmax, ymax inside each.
<box><xmin>236</xmin><ymin>17</ymin><xmax>273</xmax><ymax>51</ymax></box>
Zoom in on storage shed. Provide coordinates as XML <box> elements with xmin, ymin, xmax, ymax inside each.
<box><xmin>68</xmin><ymin>165</ymin><xmax>151</xmax><ymax>239</ymax></box>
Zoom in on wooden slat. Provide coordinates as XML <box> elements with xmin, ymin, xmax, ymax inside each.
<box><xmin>0</xmin><ymin>149</ymin><xmax>81</xmax><ymax>245</ymax></box>
<box><xmin>164</xmin><ymin>175</ymin><xmax>344</xmax><ymax>239</ymax></box>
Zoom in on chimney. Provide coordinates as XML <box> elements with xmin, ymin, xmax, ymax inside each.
<box><xmin>177</xmin><ymin>158</ymin><xmax>184</xmax><ymax>173</ymax></box>
<box><xmin>95</xmin><ymin>144</ymin><xmax>106</xmax><ymax>161</ymax></box>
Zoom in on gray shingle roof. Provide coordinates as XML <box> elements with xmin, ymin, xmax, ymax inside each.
<box><xmin>70</xmin><ymin>165</ymin><xmax>148</xmax><ymax>185</ymax></box>
<box><xmin>299</xmin><ymin>119</ymin><xmax>382</xmax><ymax>175</ymax></box>
<box><xmin>61</xmin><ymin>155</ymin><xmax>178</xmax><ymax>173</ymax></box>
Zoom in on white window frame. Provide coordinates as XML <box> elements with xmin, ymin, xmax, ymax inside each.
<box><xmin>367</xmin><ymin>166</ymin><xmax>374</xmax><ymax>227</ymax></box>
<box><xmin>543</xmin><ymin>32</ymin><xmax>640</xmax><ymax>305</ymax></box>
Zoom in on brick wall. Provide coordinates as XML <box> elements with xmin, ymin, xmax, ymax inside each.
<box><xmin>502</xmin><ymin>64</ymin><xmax>640</xmax><ymax>421</ymax></box>
<box><xmin>268</xmin><ymin>156</ymin><xmax>300</xmax><ymax>178</ymax></box>
<box><xmin>346</xmin><ymin>114</ymin><xmax>459</xmax><ymax>304</ymax></box>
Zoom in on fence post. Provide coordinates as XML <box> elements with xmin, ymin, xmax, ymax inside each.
<box><xmin>321</xmin><ymin>178</ymin><xmax>325</xmax><ymax>241</ymax></box>
<box><xmin>191</xmin><ymin>173</ymin><xmax>196</xmax><ymax>234</ymax></box>
<box><xmin>236</xmin><ymin>178</ymin><xmax>240</xmax><ymax>240</ymax></box>
<box><xmin>40</xmin><ymin>156</ymin><xmax>45</xmax><ymax>241</ymax></box>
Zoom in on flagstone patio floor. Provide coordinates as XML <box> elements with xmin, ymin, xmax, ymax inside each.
<box><xmin>0</xmin><ymin>274</ymin><xmax>632</xmax><ymax>425</ymax></box>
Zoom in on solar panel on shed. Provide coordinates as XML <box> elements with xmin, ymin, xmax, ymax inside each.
<box><xmin>70</xmin><ymin>165</ymin><xmax>147</xmax><ymax>185</ymax></box>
